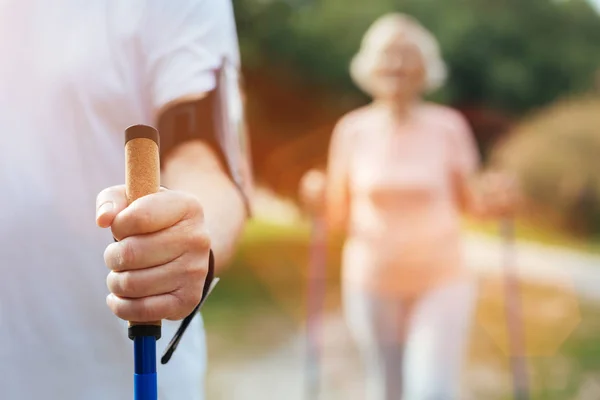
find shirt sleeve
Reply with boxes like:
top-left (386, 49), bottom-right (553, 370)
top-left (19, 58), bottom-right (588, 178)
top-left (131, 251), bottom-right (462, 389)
top-left (142, 0), bottom-right (241, 118)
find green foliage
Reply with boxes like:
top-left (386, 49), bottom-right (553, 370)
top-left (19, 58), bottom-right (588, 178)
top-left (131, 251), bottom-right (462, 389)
top-left (234, 0), bottom-right (600, 113)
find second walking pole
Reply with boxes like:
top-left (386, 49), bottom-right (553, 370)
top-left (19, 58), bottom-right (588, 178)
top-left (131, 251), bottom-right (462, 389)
top-left (501, 218), bottom-right (530, 400)
top-left (306, 214), bottom-right (326, 400)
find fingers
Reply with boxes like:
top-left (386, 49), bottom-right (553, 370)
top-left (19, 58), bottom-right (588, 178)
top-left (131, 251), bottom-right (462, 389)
top-left (106, 257), bottom-right (187, 299)
top-left (106, 254), bottom-right (207, 300)
top-left (106, 242), bottom-right (208, 321)
top-left (107, 285), bottom-right (204, 322)
top-left (96, 185), bottom-right (171, 229)
top-left (480, 171), bottom-right (521, 217)
top-left (107, 292), bottom-right (182, 322)
top-left (103, 221), bottom-right (209, 271)
top-left (98, 185), bottom-right (211, 322)
top-left (111, 190), bottom-right (203, 240)
top-left (104, 214), bottom-right (210, 321)
top-left (96, 185), bottom-right (128, 228)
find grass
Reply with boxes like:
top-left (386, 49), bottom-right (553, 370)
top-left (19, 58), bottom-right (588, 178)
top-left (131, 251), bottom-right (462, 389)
top-left (463, 217), bottom-right (600, 255)
top-left (469, 276), bottom-right (600, 399)
top-left (202, 219), bottom-right (319, 356)
top-left (204, 219), bottom-right (600, 397)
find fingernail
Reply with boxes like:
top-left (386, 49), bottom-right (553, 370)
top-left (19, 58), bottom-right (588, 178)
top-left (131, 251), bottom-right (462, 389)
top-left (97, 202), bottom-right (114, 219)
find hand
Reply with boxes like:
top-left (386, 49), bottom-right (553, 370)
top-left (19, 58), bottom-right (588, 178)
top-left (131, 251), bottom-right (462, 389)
top-left (477, 171), bottom-right (521, 218)
top-left (96, 186), bottom-right (210, 322)
top-left (299, 169), bottom-right (327, 215)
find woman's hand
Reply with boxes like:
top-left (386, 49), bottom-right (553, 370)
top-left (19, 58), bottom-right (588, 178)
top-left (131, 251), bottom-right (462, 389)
top-left (476, 170), bottom-right (521, 218)
top-left (299, 169), bottom-right (327, 215)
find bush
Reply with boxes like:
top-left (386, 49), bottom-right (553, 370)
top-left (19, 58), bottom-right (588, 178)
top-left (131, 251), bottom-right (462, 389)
top-left (492, 95), bottom-right (600, 236)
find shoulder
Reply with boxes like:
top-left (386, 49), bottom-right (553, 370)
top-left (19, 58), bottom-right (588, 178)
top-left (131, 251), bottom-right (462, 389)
top-left (328, 107), bottom-right (373, 153)
top-left (142, 0), bottom-right (239, 62)
top-left (143, 0), bottom-right (234, 21)
top-left (333, 105), bottom-right (377, 136)
top-left (327, 108), bottom-right (370, 159)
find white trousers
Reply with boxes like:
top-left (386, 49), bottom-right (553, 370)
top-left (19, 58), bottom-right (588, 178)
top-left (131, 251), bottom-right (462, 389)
top-left (343, 278), bottom-right (478, 400)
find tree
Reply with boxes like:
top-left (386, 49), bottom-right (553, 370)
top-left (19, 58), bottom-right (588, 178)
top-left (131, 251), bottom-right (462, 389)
top-left (234, 0), bottom-right (600, 114)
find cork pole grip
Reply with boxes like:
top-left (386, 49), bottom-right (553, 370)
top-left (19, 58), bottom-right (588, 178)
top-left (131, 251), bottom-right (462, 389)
top-left (125, 124), bottom-right (161, 329)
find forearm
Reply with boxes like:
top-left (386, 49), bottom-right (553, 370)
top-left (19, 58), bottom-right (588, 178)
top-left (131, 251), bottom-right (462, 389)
top-left (457, 181), bottom-right (482, 218)
top-left (324, 176), bottom-right (350, 235)
top-left (161, 140), bottom-right (247, 271)
top-left (325, 202), bottom-right (349, 235)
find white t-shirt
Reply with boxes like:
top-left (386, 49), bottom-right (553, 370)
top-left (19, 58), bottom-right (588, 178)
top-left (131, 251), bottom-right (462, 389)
top-left (0, 1), bottom-right (240, 399)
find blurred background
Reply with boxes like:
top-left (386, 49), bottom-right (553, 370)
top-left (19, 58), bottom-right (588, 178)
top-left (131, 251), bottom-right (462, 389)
top-left (203, 0), bottom-right (600, 398)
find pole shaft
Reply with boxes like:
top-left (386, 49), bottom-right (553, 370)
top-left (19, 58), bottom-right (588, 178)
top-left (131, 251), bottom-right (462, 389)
top-left (306, 217), bottom-right (326, 399)
top-left (501, 219), bottom-right (530, 400)
top-left (134, 336), bottom-right (158, 400)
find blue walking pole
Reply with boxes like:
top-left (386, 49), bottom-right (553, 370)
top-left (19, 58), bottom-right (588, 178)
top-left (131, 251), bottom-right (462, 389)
top-left (134, 336), bottom-right (158, 400)
top-left (124, 125), bottom-right (162, 400)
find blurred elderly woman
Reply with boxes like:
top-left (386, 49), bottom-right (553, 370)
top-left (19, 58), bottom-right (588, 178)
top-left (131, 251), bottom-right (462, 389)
top-left (300, 13), bottom-right (517, 399)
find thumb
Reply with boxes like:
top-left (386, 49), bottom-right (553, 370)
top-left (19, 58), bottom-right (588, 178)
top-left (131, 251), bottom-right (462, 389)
top-left (96, 185), bottom-right (128, 228)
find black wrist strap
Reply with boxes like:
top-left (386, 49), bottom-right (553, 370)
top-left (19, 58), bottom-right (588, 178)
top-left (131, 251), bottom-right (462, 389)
top-left (161, 249), bottom-right (216, 364)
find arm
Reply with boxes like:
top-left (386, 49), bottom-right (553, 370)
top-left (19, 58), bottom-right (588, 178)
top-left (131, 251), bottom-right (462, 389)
top-left (456, 170), bottom-right (520, 220)
top-left (453, 172), bottom-right (487, 217)
top-left (448, 114), bottom-right (518, 219)
top-left (161, 140), bottom-right (246, 271)
top-left (97, 0), bottom-right (250, 339)
top-left (143, 0), bottom-right (251, 271)
top-left (444, 110), bottom-right (483, 216)
top-left (324, 120), bottom-right (353, 233)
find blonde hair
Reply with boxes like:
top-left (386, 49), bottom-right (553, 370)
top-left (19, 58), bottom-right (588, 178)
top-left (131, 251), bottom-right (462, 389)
top-left (350, 13), bottom-right (447, 96)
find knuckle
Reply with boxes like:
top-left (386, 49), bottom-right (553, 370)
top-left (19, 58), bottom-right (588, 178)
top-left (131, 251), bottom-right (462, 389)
top-left (174, 260), bottom-right (205, 299)
top-left (170, 291), bottom-right (196, 320)
top-left (187, 264), bottom-right (207, 298)
top-left (181, 291), bottom-right (198, 310)
top-left (133, 206), bottom-right (154, 231)
top-left (107, 296), bottom-right (128, 320)
top-left (136, 303), bottom-right (156, 322)
top-left (189, 227), bottom-right (210, 251)
top-left (126, 200), bottom-right (153, 233)
top-left (184, 195), bottom-right (204, 221)
top-left (118, 271), bottom-right (138, 296)
top-left (190, 287), bottom-right (203, 307)
top-left (124, 299), bottom-right (155, 322)
top-left (185, 295), bottom-right (200, 313)
top-left (113, 306), bottom-right (129, 321)
top-left (105, 241), bottom-right (133, 271)
top-left (164, 294), bottom-right (184, 320)
top-left (103, 244), bottom-right (116, 270)
top-left (117, 240), bottom-right (137, 270)
top-left (179, 219), bottom-right (210, 251)
top-left (106, 274), bottom-right (114, 294)
top-left (187, 268), bottom-right (207, 295)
